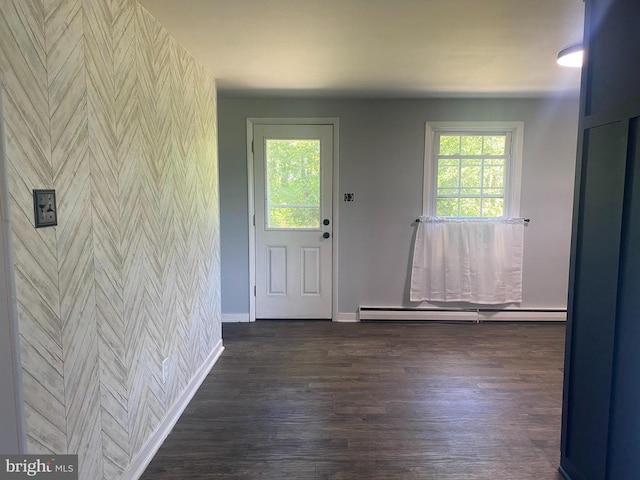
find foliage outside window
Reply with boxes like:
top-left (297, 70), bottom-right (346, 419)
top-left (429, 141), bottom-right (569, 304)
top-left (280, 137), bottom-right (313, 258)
top-left (266, 139), bottom-right (321, 229)
top-left (434, 131), bottom-right (512, 217)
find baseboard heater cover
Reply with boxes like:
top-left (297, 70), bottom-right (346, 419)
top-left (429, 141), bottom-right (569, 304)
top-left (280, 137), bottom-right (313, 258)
top-left (358, 307), bottom-right (566, 322)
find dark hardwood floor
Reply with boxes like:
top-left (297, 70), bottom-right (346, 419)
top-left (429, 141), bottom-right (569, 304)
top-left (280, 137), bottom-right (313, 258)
top-left (141, 321), bottom-right (565, 479)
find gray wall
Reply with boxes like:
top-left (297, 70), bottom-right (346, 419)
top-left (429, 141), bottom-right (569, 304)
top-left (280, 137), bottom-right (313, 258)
top-left (219, 97), bottom-right (579, 315)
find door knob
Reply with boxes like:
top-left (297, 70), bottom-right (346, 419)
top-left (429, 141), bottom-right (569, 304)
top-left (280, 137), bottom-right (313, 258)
top-left (323, 219), bottom-right (330, 225)
top-left (323, 232), bottom-right (330, 239)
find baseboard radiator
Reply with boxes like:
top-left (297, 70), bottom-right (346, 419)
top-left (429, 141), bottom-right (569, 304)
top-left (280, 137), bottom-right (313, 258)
top-left (358, 306), bottom-right (566, 322)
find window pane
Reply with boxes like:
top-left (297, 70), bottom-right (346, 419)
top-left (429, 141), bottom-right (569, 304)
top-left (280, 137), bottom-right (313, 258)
top-left (483, 136), bottom-right (507, 155)
top-left (461, 158), bottom-right (482, 167)
top-left (483, 188), bottom-right (504, 196)
top-left (482, 198), bottom-right (504, 217)
top-left (483, 165), bottom-right (505, 188)
top-left (437, 164), bottom-right (459, 188)
top-left (460, 188), bottom-right (481, 196)
top-left (460, 198), bottom-right (481, 216)
top-left (269, 207), bottom-right (320, 228)
top-left (437, 198), bottom-right (459, 217)
top-left (461, 135), bottom-right (483, 155)
top-left (437, 188), bottom-right (458, 196)
top-left (485, 158), bottom-right (505, 166)
top-left (460, 163), bottom-right (481, 188)
top-left (438, 158), bottom-right (459, 167)
top-left (266, 139), bottom-right (321, 229)
top-left (439, 135), bottom-right (460, 155)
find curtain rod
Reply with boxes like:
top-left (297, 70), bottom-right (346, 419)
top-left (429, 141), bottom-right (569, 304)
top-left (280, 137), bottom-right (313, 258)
top-left (415, 217), bottom-right (531, 223)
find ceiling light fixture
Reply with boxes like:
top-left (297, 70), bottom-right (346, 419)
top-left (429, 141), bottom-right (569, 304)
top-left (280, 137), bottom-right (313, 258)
top-left (557, 43), bottom-right (584, 68)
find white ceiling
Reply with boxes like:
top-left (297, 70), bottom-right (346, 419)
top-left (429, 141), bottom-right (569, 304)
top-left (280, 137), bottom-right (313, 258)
top-left (139, 0), bottom-right (585, 98)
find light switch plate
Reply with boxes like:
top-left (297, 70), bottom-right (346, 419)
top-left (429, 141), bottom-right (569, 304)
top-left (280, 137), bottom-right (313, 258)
top-left (33, 189), bottom-right (57, 228)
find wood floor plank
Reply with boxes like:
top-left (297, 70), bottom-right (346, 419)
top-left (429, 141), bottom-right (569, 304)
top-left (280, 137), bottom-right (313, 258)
top-left (142, 321), bottom-right (565, 479)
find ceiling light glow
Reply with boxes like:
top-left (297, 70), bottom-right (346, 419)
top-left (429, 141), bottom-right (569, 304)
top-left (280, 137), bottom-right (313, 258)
top-left (557, 43), bottom-right (583, 68)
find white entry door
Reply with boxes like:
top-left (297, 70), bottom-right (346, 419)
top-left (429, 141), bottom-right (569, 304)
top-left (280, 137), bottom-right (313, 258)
top-left (254, 124), bottom-right (333, 319)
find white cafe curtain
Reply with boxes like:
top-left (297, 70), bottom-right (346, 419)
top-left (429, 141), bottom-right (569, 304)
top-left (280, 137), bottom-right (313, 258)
top-left (410, 217), bottom-right (525, 304)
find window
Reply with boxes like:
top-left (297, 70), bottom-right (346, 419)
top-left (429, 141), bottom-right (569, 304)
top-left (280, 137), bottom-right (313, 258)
top-left (265, 138), bottom-right (321, 229)
top-left (435, 132), bottom-right (509, 217)
top-left (424, 122), bottom-right (523, 218)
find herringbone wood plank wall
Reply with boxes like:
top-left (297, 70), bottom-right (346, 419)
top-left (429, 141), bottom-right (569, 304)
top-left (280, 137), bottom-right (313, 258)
top-left (0, 0), bottom-right (221, 478)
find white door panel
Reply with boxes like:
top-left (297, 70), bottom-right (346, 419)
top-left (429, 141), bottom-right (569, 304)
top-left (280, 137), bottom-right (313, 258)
top-left (301, 247), bottom-right (320, 295)
top-left (267, 246), bottom-right (287, 295)
top-left (254, 124), bottom-right (333, 319)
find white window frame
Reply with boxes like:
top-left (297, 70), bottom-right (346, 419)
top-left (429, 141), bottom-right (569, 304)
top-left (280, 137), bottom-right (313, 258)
top-left (423, 121), bottom-right (524, 218)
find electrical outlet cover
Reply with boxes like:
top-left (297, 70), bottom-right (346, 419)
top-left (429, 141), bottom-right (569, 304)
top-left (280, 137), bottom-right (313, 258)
top-left (33, 189), bottom-right (57, 228)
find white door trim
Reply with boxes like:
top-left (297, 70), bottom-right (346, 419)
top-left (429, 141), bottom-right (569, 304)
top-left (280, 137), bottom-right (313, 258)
top-left (247, 118), bottom-right (339, 322)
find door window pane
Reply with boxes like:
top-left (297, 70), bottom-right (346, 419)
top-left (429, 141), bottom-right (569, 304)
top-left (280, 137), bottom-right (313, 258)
top-left (266, 139), bottom-right (321, 229)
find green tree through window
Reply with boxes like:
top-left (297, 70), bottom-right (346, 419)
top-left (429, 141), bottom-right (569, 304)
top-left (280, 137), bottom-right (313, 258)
top-left (266, 139), bottom-right (321, 228)
top-left (435, 133), bottom-right (508, 217)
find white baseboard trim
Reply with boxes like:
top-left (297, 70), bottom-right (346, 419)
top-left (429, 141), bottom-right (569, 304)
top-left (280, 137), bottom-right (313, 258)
top-left (478, 310), bottom-right (566, 322)
top-left (122, 339), bottom-right (225, 480)
top-left (358, 307), bottom-right (566, 322)
top-left (359, 309), bottom-right (478, 322)
top-left (222, 313), bottom-right (250, 323)
top-left (335, 313), bottom-right (358, 322)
